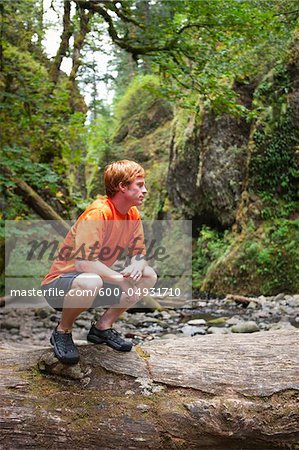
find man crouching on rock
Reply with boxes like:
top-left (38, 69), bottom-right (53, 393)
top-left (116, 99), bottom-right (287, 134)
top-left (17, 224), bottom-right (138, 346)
top-left (41, 160), bottom-right (157, 365)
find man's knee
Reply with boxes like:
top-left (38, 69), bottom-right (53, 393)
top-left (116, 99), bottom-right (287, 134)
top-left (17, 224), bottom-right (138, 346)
top-left (143, 266), bottom-right (158, 286)
top-left (72, 273), bottom-right (103, 293)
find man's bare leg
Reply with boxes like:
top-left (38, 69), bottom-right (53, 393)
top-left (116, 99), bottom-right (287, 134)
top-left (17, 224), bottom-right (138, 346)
top-left (58, 273), bottom-right (103, 332)
top-left (96, 266), bottom-right (157, 330)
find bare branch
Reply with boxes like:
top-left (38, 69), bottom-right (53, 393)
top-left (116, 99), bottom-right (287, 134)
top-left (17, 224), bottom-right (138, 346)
top-left (177, 22), bottom-right (213, 34)
top-left (104, 1), bottom-right (145, 28)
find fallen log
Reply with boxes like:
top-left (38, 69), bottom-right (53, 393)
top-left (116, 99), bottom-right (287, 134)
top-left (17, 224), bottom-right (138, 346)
top-left (225, 294), bottom-right (260, 307)
top-left (0, 330), bottom-right (298, 449)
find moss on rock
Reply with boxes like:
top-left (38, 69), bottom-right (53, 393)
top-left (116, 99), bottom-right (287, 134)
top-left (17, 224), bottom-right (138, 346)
top-left (199, 219), bottom-right (299, 296)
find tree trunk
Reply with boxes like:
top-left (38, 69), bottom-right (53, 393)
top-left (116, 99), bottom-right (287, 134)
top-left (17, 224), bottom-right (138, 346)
top-left (48, 0), bottom-right (72, 85)
top-left (0, 330), bottom-right (298, 449)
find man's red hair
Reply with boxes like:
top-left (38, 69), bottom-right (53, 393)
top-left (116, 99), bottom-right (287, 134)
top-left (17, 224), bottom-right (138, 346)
top-left (104, 160), bottom-right (145, 198)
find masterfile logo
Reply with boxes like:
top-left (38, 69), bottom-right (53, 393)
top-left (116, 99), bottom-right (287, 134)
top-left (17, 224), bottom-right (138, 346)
top-left (5, 220), bottom-right (192, 308)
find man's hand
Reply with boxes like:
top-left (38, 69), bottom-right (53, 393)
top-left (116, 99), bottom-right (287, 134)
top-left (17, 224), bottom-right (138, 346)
top-left (120, 260), bottom-right (144, 282)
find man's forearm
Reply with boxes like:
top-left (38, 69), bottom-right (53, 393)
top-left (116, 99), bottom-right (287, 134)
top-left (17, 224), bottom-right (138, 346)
top-left (75, 259), bottom-right (123, 284)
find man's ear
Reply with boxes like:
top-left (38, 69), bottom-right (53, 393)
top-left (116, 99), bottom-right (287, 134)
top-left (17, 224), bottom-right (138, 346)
top-left (118, 182), bottom-right (126, 193)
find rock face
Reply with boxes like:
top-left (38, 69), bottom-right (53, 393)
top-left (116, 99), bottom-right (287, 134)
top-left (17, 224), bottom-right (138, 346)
top-left (167, 84), bottom-right (253, 228)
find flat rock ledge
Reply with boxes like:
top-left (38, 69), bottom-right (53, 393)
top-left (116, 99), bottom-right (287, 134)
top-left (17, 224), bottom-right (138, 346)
top-left (0, 330), bottom-right (298, 449)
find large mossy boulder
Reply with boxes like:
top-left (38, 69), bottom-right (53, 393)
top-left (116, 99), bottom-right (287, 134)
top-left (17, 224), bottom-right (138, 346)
top-left (167, 82), bottom-right (254, 228)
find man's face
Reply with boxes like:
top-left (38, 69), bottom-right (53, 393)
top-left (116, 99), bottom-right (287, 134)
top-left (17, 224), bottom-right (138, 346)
top-left (123, 177), bottom-right (147, 206)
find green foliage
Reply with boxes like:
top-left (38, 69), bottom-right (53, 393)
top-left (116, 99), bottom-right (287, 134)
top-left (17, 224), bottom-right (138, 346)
top-left (0, 144), bottom-right (60, 230)
top-left (113, 75), bottom-right (161, 124)
top-left (250, 64), bottom-right (299, 203)
top-left (255, 220), bottom-right (299, 294)
top-left (201, 220), bottom-right (299, 295)
top-left (0, 43), bottom-right (51, 151)
top-left (0, 192), bottom-right (30, 223)
top-left (0, 0), bottom-right (89, 216)
top-left (192, 226), bottom-right (230, 289)
top-left (1, 145), bottom-right (59, 193)
top-left (149, 0), bottom-right (296, 114)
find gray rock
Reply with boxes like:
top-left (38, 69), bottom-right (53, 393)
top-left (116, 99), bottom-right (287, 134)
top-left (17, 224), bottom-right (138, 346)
top-left (269, 320), bottom-right (296, 331)
top-left (10, 328), bottom-right (20, 335)
top-left (197, 301), bottom-right (207, 307)
top-left (72, 330), bottom-right (88, 341)
top-left (286, 297), bottom-right (299, 307)
top-left (145, 325), bottom-right (164, 333)
top-left (1, 321), bottom-right (20, 330)
top-left (160, 312), bottom-right (171, 320)
top-left (168, 101), bottom-right (250, 228)
top-left (169, 311), bottom-right (180, 318)
top-left (19, 329), bottom-right (31, 338)
top-left (37, 332), bottom-right (47, 340)
top-left (274, 293), bottom-right (285, 301)
top-left (252, 311), bottom-right (270, 319)
top-left (76, 319), bottom-right (91, 329)
top-left (181, 325), bottom-right (206, 336)
top-left (279, 305), bottom-right (295, 315)
top-left (38, 352), bottom-right (91, 380)
top-left (259, 322), bottom-right (270, 331)
top-left (187, 319), bottom-right (207, 326)
top-left (10, 334), bottom-right (19, 341)
top-left (207, 327), bottom-right (229, 335)
top-left (125, 390), bottom-right (135, 396)
top-left (127, 317), bottom-right (141, 326)
top-left (142, 317), bottom-right (168, 328)
top-left (231, 321), bottom-right (260, 333)
top-left (248, 302), bottom-right (258, 309)
top-left (34, 308), bottom-right (51, 319)
top-left (226, 316), bottom-right (241, 326)
top-left (136, 404), bottom-right (150, 413)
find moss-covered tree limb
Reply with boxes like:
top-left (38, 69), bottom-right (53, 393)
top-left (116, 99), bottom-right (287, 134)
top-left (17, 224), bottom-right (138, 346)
top-left (3, 166), bottom-right (69, 235)
top-left (0, 331), bottom-right (298, 449)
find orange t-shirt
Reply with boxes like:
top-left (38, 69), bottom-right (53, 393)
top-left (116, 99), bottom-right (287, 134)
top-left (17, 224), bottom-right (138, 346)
top-left (41, 197), bottom-right (146, 285)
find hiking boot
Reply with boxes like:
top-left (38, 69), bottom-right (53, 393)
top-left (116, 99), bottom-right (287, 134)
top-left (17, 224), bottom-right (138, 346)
top-left (87, 324), bottom-right (133, 352)
top-left (50, 326), bottom-right (80, 365)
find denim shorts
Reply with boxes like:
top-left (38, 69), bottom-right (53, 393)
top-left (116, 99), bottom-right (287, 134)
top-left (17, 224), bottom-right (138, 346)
top-left (41, 272), bottom-right (122, 311)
